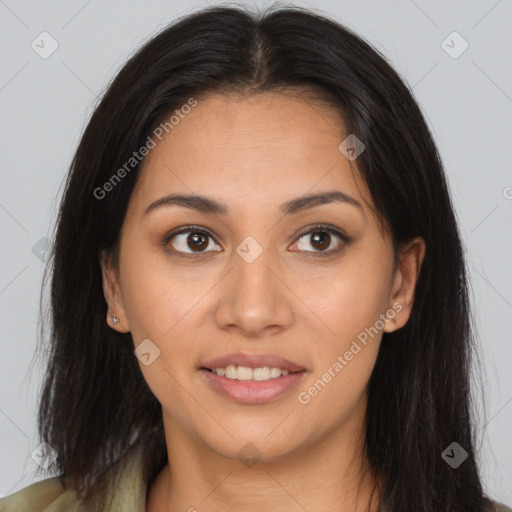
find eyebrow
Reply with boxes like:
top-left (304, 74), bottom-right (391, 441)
top-left (143, 190), bottom-right (362, 217)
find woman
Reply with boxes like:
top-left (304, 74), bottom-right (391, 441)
top-left (1, 5), bottom-right (509, 512)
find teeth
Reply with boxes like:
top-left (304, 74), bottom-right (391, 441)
top-left (225, 365), bottom-right (237, 379)
top-left (270, 367), bottom-right (281, 379)
top-left (236, 366), bottom-right (253, 381)
top-left (211, 365), bottom-right (291, 381)
top-left (253, 367), bottom-right (270, 381)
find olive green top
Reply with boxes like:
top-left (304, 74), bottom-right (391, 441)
top-left (1, 442), bottom-right (511, 511)
top-left (0, 442), bottom-right (147, 511)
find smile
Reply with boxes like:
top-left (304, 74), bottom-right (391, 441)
top-left (200, 367), bottom-right (307, 405)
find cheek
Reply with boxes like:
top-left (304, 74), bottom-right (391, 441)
top-left (118, 239), bottom-right (207, 340)
top-left (293, 242), bottom-right (392, 410)
top-left (119, 246), bottom-right (204, 416)
top-left (295, 271), bottom-right (386, 427)
top-left (299, 248), bottom-right (393, 346)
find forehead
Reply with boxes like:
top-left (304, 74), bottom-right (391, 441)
top-left (129, 91), bottom-right (373, 217)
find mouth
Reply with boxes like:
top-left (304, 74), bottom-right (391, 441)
top-left (200, 352), bottom-right (307, 374)
top-left (199, 352), bottom-right (308, 405)
top-left (200, 365), bottom-right (304, 381)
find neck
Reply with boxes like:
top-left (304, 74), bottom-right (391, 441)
top-left (148, 406), bottom-right (380, 511)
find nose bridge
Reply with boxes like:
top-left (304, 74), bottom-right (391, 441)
top-left (213, 234), bottom-right (294, 336)
top-left (236, 235), bottom-right (274, 292)
top-left (233, 234), bottom-right (278, 309)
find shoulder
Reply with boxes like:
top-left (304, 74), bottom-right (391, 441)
top-left (0, 442), bottom-right (148, 512)
top-left (0, 476), bottom-right (79, 512)
top-left (493, 502), bottom-right (512, 512)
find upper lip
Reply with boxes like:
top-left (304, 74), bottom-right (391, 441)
top-left (201, 352), bottom-right (307, 373)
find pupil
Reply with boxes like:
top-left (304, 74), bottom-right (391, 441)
top-left (188, 232), bottom-right (208, 251)
top-left (312, 231), bottom-right (330, 251)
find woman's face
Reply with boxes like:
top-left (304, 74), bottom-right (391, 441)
top-left (100, 91), bottom-right (424, 463)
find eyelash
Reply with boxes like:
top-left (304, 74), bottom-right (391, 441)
top-left (162, 223), bottom-right (351, 259)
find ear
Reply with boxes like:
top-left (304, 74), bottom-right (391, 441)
top-left (384, 236), bottom-right (426, 333)
top-left (98, 250), bottom-right (130, 333)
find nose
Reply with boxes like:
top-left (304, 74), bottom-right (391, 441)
top-left (213, 240), bottom-right (294, 339)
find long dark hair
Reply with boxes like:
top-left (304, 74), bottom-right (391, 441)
top-left (34, 4), bottom-right (494, 511)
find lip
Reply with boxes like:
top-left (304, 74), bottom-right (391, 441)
top-left (200, 368), bottom-right (307, 405)
top-left (200, 352), bottom-right (306, 373)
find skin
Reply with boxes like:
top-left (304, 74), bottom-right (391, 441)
top-left (100, 90), bottom-right (425, 512)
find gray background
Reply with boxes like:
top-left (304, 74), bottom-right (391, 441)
top-left (1, 0), bottom-right (511, 504)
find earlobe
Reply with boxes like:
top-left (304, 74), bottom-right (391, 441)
top-left (98, 250), bottom-right (130, 332)
top-left (384, 237), bottom-right (426, 333)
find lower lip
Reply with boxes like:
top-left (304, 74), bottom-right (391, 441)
top-left (199, 368), bottom-right (307, 405)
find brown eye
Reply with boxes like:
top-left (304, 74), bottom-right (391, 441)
top-left (165, 227), bottom-right (222, 255)
top-left (186, 232), bottom-right (209, 251)
top-left (292, 225), bottom-right (350, 255)
top-left (309, 231), bottom-right (331, 251)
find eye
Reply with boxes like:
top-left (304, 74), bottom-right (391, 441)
top-left (290, 224), bottom-right (350, 256)
top-left (164, 225), bottom-right (221, 256)
top-left (163, 223), bottom-right (350, 258)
